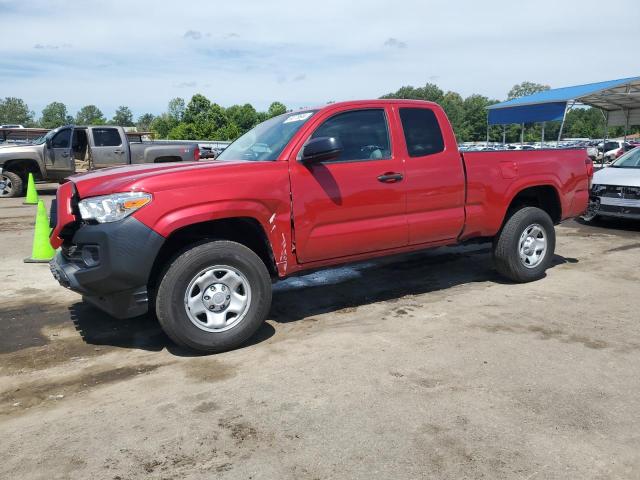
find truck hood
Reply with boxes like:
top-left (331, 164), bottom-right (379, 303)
top-left (593, 166), bottom-right (640, 187)
top-left (69, 160), bottom-right (254, 198)
top-left (0, 142), bottom-right (42, 158)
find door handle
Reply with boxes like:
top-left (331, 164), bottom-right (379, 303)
top-left (61, 152), bottom-right (69, 158)
top-left (377, 172), bottom-right (403, 183)
top-left (114, 149), bottom-right (124, 154)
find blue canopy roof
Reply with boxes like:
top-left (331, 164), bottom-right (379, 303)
top-left (487, 76), bottom-right (640, 126)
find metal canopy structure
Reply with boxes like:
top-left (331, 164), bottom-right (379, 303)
top-left (485, 76), bottom-right (640, 144)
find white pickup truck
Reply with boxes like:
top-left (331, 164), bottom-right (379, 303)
top-left (0, 125), bottom-right (200, 197)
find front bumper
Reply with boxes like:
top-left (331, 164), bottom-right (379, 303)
top-left (50, 215), bottom-right (164, 318)
top-left (589, 191), bottom-right (640, 220)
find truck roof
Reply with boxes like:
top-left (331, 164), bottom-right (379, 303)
top-left (307, 99), bottom-right (440, 111)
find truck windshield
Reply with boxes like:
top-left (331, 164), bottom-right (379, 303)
top-left (31, 128), bottom-right (60, 145)
top-left (216, 110), bottom-right (317, 161)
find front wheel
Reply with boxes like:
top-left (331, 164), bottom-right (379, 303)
top-left (493, 207), bottom-right (556, 283)
top-left (155, 240), bottom-right (272, 353)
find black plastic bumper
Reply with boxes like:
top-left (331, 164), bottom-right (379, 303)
top-left (50, 216), bottom-right (164, 319)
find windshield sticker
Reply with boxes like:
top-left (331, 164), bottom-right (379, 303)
top-left (283, 112), bottom-right (313, 124)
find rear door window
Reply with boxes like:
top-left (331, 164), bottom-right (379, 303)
top-left (399, 108), bottom-right (444, 157)
top-left (93, 128), bottom-right (122, 147)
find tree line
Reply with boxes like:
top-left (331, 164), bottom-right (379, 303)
top-left (1, 81), bottom-right (636, 143)
top-left (0, 96), bottom-right (287, 140)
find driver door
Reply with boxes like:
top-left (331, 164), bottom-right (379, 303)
top-left (45, 127), bottom-right (74, 176)
top-left (289, 105), bottom-right (408, 263)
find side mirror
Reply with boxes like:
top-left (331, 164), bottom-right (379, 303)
top-left (301, 137), bottom-right (342, 163)
top-left (45, 137), bottom-right (51, 148)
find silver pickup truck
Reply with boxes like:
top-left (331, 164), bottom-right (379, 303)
top-left (0, 125), bottom-right (200, 197)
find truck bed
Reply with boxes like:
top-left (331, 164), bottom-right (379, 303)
top-left (460, 148), bottom-right (590, 239)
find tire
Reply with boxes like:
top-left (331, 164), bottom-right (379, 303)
top-left (155, 240), bottom-right (272, 353)
top-left (493, 206), bottom-right (555, 283)
top-left (0, 171), bottom-right (24, 198)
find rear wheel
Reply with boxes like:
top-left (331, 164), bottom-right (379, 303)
top-left (0, 171), bottom-right (24, 198)
top-left (493, 207), bottom-right (555, 283)
top-left (155, 240), bottom-right (272, 353)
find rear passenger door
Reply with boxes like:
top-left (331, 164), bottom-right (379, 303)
top-left (89, 127), bottom-right (128, 168)
top-left (289, 105), bottom-right (408, 263)
top-left (396, 106), bottom-right (466, 245)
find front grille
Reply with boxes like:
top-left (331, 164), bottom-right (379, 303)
top-left (598, 185), bottom-right (640, 200)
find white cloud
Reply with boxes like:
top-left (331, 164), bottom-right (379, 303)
top-left (383, 38), bottom-right (407, 49)
top-left (183, 30), bottom-right (203, 40)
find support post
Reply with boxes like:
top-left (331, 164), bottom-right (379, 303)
top-left (541, 122), bottom-right (545, 148)
top-left (602, 111), bottom-right (609, 165)
top-left (557, 103), bottom-right (569, 146)
top-left (623, 108), bottom-right (629, 143)
top-left (520, 123), bottom-right (524, 145)
top-left (502, 125), bottom-right (506, 145)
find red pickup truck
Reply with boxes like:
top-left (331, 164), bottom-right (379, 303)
top-left (49, 100), bottom-right (592, 352)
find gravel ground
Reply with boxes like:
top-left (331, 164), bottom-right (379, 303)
top-left (1, 184), bottom-right (639, 479)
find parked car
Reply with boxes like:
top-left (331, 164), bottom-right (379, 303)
top-left (198, 146), bottom-right (216, 159)
top-left (49, 99), bottom-right (591, 352)
top-left (596, 140), bottom-right (622, 162)
top-left (614, 142), bottom-right (639, 159)
top-left (0, 125), bottom-right (200, 197)
top-left (0, 124), bottom-right (25, 129)
top-left (583, 146), bottom-right (640, 222)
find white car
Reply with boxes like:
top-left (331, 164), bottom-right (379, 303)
top-left (583, 147), bottom-right (640, 221)
top-left (596, 140), bottom-right (622, 162)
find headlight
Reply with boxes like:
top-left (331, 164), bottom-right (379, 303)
top-left (78, 192), bottom-right (152, 223)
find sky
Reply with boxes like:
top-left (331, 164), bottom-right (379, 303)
top-left (0, 0), bottom-right (638, 120)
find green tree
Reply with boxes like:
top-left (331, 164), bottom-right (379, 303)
top-left (226, 103), bottom-right (258, 131)
top-left (40, 101), bottom-right (72, 128)
top-left (507, 81), bottom-right (550, 100)
top-left (136, 113), bottom-right (155, 132)
top-left (75, 105), bottom-right (106, 125)
top-left (168, 97), bottom-right (185, 122)
top-left (461, 94), bottom-right (495, 141)
top-left (267, 101), bottom-right (287, 118)
top-left (150, 113), bottom-right (176, 138)
top-left (0, 97), bottom-right (35, 126)
top-left (217, 122), bottom-right (242, 140)
top-left (440, 92), bottom-right (465, 140)
top-left (381, 83), bottom-right (444, 103)
top-left (111, 106), bottom-right (134, 126)
top-left (183, 94), bottom-right (211, 124)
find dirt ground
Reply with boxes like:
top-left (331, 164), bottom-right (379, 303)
top-left (1, 184), bottom-right (639, 480)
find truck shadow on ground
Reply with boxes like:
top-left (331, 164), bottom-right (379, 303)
top-left (69, 244), bottom-right (577, 353)
top-left (269, 245), bottom-right (576, 323)
top-left (69, 303), bottom-right (275, 356)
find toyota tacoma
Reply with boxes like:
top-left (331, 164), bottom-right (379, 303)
top-left (49, 100), bottom-right (592, 352)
